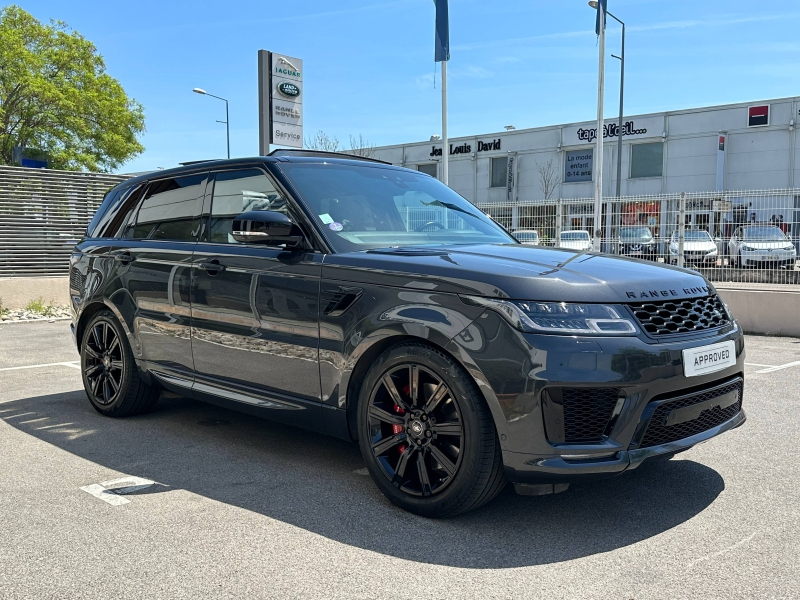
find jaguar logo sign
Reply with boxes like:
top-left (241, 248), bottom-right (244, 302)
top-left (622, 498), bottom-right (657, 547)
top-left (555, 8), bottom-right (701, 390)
top-left (278, 82), bottom-right (300, 98)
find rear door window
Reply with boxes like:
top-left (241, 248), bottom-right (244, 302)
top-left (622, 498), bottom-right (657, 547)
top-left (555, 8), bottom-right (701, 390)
top-left (127, 174), bottom-right (207, 241)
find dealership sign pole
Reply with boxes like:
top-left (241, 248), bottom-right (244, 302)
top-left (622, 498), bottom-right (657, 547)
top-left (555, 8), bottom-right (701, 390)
top-left (258, 50), bottom-right (304, 154)
top-left (593, 0), bottom-right (607, 251)
top-left (435, 0), bottom-right (450, 185)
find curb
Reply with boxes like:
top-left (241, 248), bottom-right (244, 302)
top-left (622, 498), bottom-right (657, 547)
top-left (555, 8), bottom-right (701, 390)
top-left (0, 316), bottom-right (72, 325)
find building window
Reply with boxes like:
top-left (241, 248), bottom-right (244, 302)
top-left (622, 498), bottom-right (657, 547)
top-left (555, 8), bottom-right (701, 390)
top-left (417, 163), bottom-right (437, 178)
top-left (630, 142), bottom-right (664, 179)
top-left (490, 156), bottom-right (508, 188)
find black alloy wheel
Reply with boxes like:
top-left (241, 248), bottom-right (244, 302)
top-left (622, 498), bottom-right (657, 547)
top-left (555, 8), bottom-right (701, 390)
top-left (80, 310), bottom-right (160, 417)
top-left (357, 342), bottom-right (506, 518)
top-left (83, 320), bottom-right (124, 405)
top-left (367, 364), bottom-right (464, 497)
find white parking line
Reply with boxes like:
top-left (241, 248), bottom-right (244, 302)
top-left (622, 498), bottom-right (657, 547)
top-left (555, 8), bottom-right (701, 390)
top-left (755, 361), bottom-right (800, 374)
top-left (80, 476), bottom-right (155, 506)
top-left (0, 361), bottom-right (80, 372)
top-left (80, 484), bottom-right (131, 506)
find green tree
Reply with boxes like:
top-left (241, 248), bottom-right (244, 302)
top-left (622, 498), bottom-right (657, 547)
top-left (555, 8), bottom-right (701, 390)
top-left (0, 5), bottom-right (145, 171)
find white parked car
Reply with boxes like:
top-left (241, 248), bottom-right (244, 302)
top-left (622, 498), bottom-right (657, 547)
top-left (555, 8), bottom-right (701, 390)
top-left (558, 230), bottom-right (592, 251)
top-left (667, 230), bottom-right (718, 265)
top-left (515, 230), bottom-right (540, 246)
top-left (728, 225), bottom-right (797, 268)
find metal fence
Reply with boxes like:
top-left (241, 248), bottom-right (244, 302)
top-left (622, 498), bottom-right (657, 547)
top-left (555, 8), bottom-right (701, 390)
top-left (479, 188), bottom-right (800, 285)
top-left (0, 166), bottom-right (127, 277)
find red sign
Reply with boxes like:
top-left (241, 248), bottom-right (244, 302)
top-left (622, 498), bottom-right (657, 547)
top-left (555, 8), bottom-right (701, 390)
top-left (748, 105), bottom-right (769, 127)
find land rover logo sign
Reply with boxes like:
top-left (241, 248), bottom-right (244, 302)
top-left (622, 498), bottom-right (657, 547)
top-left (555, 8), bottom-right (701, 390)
top-left (278, 82), bottom-right (300, 98)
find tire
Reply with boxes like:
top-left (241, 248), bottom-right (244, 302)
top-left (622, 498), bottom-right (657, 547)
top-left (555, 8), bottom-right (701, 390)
top-left (80, 310), bottom-right (160, 417)
top-left (357, 342), bottom-right (506, 518)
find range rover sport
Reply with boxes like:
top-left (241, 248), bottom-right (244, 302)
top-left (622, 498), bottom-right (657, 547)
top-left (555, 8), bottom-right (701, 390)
top-left (70, 151), bottom-right (745, 517)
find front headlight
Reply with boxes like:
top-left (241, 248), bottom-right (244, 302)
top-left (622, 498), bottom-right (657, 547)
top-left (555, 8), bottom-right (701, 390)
top-left (669, 246), bottom-right (677, 255)
top-left (742, 245), bottom-right (756, 251)
top-left (783, 244), bottom-right (795, 251)
top-left (462, 297), bottom-right (637, 335)
top-left (707, 248), bottom-right (718, 255)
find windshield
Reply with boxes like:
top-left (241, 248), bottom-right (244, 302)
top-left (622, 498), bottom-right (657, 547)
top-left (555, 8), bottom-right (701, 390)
top-left (742, 226), bottom-right (787, 241)
top-left (276, 162), bottom-right (516, 252)
top-left (672, 231), bottom-right (713, 242)
top-left (560, 231), bottom-right (589, 241)
top-left (620, 226), bottom-right (653, 241)
top-left (516, 231), bottom-right (539, 242)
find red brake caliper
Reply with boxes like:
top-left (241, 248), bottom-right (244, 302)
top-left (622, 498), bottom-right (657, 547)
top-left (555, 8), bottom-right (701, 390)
top-left (394, 386), bottom-right (408, 454)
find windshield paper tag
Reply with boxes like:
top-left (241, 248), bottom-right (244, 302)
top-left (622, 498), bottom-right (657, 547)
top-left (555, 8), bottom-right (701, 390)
top-left (319, 213), bottom-right (334, 224)
top-left (329, 222), bottom-right (343, 232)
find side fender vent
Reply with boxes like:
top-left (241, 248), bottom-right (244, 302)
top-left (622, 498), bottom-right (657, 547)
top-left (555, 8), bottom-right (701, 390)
top-left (322, 286), bottom-right (363, 317)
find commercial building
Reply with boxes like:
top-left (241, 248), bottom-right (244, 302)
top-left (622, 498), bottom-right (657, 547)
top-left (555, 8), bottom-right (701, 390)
top-left (372, 96), bottom-right (800, 240)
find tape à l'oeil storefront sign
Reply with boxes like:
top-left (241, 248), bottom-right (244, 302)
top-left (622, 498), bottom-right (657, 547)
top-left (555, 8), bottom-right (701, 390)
top-left (563, 115), bottom-right (663, 146)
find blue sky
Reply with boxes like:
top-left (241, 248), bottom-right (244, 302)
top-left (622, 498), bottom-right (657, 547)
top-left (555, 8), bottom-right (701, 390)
top-left (18, 0), bottom-right (800, 173)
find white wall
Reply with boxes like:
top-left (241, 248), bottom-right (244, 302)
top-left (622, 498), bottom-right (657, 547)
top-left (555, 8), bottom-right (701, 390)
top-left (372, 96), bottom-right (800, 204)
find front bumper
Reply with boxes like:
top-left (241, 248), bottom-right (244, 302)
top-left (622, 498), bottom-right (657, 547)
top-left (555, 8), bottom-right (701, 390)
top-left (741, 251), bottom-right (796, 266)
top-left (449, 309), bottom-right (745, 485)
top-left (503, 407), bottom-right (745, 484)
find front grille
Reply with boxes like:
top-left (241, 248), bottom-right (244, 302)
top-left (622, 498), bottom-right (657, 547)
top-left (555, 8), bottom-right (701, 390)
top-left (628, 295), bottom-right (730, 336)
top-left (562, 388), bottom-right (621, 443)
top-left (637, 379), bottom-right (743, 448)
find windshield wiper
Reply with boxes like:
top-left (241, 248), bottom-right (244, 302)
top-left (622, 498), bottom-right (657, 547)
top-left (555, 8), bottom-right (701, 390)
top-left (420, 199), bottom-right (479, 219)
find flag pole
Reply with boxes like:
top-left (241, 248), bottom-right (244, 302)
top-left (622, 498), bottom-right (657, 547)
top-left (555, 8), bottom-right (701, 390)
top-left (441, 60), bottom-right (448, 186)
top-left (593, 3), bottom-right (606, 252)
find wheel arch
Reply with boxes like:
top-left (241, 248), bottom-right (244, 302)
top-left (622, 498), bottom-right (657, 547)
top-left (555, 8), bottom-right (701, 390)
top-left (76, 299), bottom-right (136, 356)
top-left (344, 332), bottom-right (493, 443)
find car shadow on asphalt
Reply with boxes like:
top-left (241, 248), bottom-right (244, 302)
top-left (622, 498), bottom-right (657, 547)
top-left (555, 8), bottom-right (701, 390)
top-left (0, 390), bottom-right (725, 569)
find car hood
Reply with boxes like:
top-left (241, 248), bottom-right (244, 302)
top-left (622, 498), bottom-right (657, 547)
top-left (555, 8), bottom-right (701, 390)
top-left (619, 238), bottom-right (655, 245)
top-left (739, 241), bottom-right (794, 250)
top-left (322, 244), bottom-right (715, 303)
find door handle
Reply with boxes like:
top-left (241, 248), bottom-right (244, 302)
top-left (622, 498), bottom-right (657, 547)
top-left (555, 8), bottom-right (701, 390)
top-left (198, 260), bottom-right (226, 274)
top-left (112, 251), bottom-right (134, 264)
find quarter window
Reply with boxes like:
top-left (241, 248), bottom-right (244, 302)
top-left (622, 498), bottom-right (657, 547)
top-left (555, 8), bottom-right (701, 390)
top-left (208, 169), bottom-right (288, 244)
top-left (128, 175), bottom-right (206, 241)
top-left (490, 156), bottom-right (508, 188)
top-left (630, 142), bottom-right (664, 179)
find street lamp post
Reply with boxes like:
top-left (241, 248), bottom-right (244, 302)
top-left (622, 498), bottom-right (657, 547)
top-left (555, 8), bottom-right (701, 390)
top-left (589, 2), bottom-right (625, 199)
top-left (609, 14), bottom-right (625, 199)
top-left (192, 88), bottom-right (230, 159)
top-left (590, 1), bottom-right (606, 252)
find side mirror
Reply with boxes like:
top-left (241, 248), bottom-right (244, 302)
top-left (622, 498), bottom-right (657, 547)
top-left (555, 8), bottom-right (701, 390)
top-left (231, 210), bottom-right (304, 247)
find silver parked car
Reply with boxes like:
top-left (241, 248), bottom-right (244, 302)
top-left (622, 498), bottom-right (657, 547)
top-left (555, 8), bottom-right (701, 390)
top-left (668, 230), bottom-right (718, 265)
top-left (558, 230), bottom-right (592, 251)
top-left (728, 225), bottom-right (797, 268)
top-left (515, 230), bottom-right (540, 246)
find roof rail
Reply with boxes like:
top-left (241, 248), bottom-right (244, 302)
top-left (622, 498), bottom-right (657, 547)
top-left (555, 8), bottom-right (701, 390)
top-left (268, 148), bottom-right (390, 165)
top-left (179, 159), bottom-right (216, 166)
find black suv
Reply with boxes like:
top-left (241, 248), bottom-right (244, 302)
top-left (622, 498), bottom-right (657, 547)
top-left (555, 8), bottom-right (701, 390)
top-left (70, 152), bottom-right (745, 517)
top-left (618, 225), bottom-right (658, 260)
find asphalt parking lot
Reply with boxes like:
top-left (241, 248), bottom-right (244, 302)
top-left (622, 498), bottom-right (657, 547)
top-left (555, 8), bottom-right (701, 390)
top-left (1, 322), bottom-right (798, 599)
